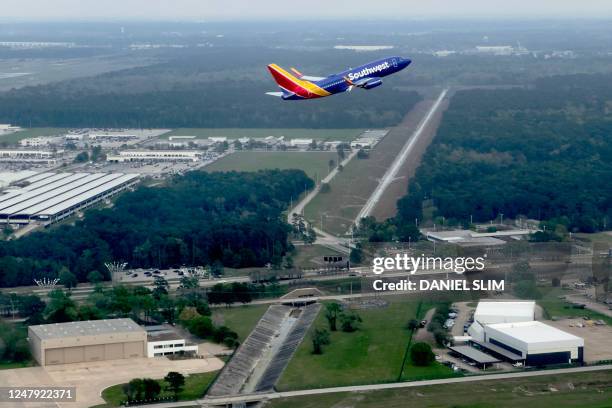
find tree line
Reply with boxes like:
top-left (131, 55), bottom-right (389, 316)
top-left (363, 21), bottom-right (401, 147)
top-left (0, 169), bottom-right (313, 287)
top-left (396, 73), bottom-right (612, 233)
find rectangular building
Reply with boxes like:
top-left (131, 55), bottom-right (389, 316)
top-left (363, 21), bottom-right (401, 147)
top-left (0, 172), bottom-right (139, 224)
top-left (28, 319), bottom-right (147, 366)
top-left (483, 321), bottom-right (584, 365)
top-left (146, 328), bottom-right (198, 358)
top-left (107, 150), bottom-right (202, 162)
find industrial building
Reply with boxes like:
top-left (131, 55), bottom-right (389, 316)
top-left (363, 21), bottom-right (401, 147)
top-left (106, 150), bottom-right (202, 162)
top-left (89, 132), bottom-right (138, 142)
top-left (145, 326), bottom-right (198, 357)
top-left (0, 149), bottom-right (59, 164)
top-left (0, 172), bottom-right (140, 224)
top-left (289, 138), bottom-right (313, 149)
top-left (350, 129), bottom-right (389, 149)
top-left (425, 229), bottom-right (538, 247)
top-left (465, 300), bottom-right (584, 366)
top-left (28, 319), bottom-right (147, 366)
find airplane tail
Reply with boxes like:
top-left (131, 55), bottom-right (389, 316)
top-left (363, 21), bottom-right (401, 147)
top-left (267, 63), bottom-right (301, 92)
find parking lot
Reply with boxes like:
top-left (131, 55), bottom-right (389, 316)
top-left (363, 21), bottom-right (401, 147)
top-left (0, 355), bottom-right (223, 408)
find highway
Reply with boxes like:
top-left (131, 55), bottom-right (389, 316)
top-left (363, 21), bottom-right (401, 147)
top-left (355, 88), bottom-right (448, 225)
top-left (132, 364), bottom-right (612, 407)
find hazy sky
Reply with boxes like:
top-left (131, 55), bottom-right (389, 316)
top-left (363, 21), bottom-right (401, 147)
top-left (4, 0), bottom-right (612, 21)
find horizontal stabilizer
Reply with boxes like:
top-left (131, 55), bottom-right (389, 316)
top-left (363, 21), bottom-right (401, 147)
top-left (301, 75), bottom-right (326, 81)
top-left (290, 67), bottom-right (325, 81)
top-left (265, 92), bottom-right (284, 97)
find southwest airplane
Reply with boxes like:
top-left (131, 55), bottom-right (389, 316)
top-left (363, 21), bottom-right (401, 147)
top-left (266, 56), bottom-right (411, 100)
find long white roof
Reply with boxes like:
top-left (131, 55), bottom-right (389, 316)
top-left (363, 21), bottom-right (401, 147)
top-left (0, 173), bottom-right (98, 213)
top-left (38, 174), bottom-right (139, 217)
top-left (474, 300), bottom-right (535, 325)
top-left (487, 321), bottom-right (583, 345)
top-left (0, 172), bottom-right (139, 219)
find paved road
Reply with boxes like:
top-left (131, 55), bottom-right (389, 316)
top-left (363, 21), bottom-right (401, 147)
top-left (565, 293), bottom-right (612, 318)
top-left (288, 149), bottom-right (358, 225)
top-left (355, 88), bottom-right (448, 225)
top-left (136, 364), bottom-right (612, 407)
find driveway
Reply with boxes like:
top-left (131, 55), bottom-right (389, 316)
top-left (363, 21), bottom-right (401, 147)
top-left (451, 302), bottom-right (475, 337)
top-left (0, 356), bottom-right (224, 408)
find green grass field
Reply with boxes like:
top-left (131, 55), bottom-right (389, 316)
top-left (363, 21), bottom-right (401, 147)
top-left (211, 304), bottom-right (269, 342)
top-left (0, 127), bottom-right (69, 144)
top-left (100, 371), bottom-right (218, 407)
top-left (277, 297), bottom-right (453, 391)
top-left (538, 287), bottom-right (612, 325)
top-left (162, 128), bottom-right (363, 142)
top-left (205, 151), bottom-right (337, 181)
top-left (267, 370), bottom-right (612, 408)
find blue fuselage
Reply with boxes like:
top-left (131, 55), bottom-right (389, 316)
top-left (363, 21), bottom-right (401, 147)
top-left (318, 56), bottom-right (411, 93)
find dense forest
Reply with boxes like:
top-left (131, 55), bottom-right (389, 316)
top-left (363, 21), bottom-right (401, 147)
top-left (0, 169), bottom-right (313, 288)
top-left (396, 73), bottom-right (612, 233)
top-left (0, 47), bottom-right (421, 128)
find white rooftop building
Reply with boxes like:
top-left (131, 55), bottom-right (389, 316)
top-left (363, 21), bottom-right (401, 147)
top-left (474, 300), bottom-right (535, 325)
top-left (467, 300), bottom-right (584, 366)
top-left (289, 138), bottom-right (313, 148)
top-left (107, 150), bottom-right (202, 162)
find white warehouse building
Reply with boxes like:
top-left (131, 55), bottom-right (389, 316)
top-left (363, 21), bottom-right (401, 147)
top-left (145, 326), bottom-right (198, 358)
top-left (468, 300), bottom-right (584, 366)
top-left (107, 150), bottom-right (202, 162)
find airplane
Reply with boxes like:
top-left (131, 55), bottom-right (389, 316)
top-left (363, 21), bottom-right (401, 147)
top-left (266, 56), bottom-right (411, 100)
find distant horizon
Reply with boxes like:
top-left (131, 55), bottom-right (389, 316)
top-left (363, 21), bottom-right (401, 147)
top-left (2, 16), bottom-right (612, 24)
top-left (2, 0), bottom-right (612, 22)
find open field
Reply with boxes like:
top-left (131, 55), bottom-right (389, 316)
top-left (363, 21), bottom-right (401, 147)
top-left (212, 304), bottom-right (269, 342)
top-left (267, 370), bottom-right (612, 408)
top-left (100, 371), bottom-right (218, 407)
top-left (538, 287), bottom-right (612, 325)
top-left (0, 127), bottom-right (69, 144)
top-left (575, 232), bottom-right (612, 244)
top-left (277, 296), bottom-right (453, 391)
top-left (303, 97), bottom-right (443, 235)
top-left (162, 128), bottom-right (363, 141)
top-left (205, 151), bottom-right (337, 181)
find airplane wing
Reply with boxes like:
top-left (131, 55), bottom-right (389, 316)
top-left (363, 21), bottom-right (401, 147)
top-left (290, 67), bottom-right (325, 82)
top-left (344, 76), bottom-right (383, 90)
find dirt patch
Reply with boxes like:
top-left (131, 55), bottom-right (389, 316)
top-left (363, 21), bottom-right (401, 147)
top-left (545, 318), bottom-right (612, 363)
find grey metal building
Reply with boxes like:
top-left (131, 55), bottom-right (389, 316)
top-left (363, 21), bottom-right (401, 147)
top-left (28, 318), bottom-right (147, 366)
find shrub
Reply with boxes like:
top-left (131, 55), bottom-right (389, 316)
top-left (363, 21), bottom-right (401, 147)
top-left (410, 342), bottom-right (435, 366)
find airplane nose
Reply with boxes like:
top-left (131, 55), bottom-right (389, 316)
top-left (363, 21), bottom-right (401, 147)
top-left (402, 58), bottom-right (412, 67)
